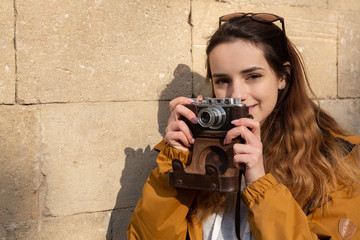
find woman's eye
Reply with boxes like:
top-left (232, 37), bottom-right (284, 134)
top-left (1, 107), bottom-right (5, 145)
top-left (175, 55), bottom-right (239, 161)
top-left (214, 78), bottom-right (230, 85)
top-left (248, 74), bottom-right (262, 80)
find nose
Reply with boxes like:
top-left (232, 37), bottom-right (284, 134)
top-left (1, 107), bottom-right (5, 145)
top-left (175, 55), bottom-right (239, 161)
top-left (230, 80), bottom-right (247, 101)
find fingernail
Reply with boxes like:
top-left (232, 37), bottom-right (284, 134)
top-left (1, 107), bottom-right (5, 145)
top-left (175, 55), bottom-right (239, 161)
top-left (223, 139), bottom-right (227, 145)
top-left (231, 119), bottom-right (240, 124)
top-left (191, 138), bottom-right (195, 144)
top-left (186, 98), bottom-right (194, 103)
top-left (191, 117), bottom-right (199, 124)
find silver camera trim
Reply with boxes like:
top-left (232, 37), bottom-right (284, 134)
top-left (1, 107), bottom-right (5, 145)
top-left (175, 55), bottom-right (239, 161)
top-left (196, 97), bottom-right (243, 106)
top-left (198, 106), bottom-right (226, 129)
top-left (194, 98), bottom-right (244, 130)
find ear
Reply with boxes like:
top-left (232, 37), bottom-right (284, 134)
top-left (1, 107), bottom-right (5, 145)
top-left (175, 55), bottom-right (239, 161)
top-left (278, 79), bottom-right (286, 90)
top-left (278, 62), bottom-right (291, 90)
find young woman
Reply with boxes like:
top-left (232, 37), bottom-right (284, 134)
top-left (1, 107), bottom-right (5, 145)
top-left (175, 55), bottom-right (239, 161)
top-left (127, 13), bottom-right (360, 240)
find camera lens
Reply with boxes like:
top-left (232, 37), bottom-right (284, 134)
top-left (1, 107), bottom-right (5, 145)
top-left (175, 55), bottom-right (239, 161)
top-left (198, 106), bottom-right (226, 129)
top-left (200, 112), bottom-right (211, 124)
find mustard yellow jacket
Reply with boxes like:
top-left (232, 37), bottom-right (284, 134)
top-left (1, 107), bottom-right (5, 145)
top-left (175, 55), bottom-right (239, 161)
top-left (127, 134), bottom-right (360, 240)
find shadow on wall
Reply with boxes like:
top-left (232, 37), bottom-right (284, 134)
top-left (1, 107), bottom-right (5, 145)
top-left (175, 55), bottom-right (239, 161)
top-left (106, 64), bottom-right (206, 239)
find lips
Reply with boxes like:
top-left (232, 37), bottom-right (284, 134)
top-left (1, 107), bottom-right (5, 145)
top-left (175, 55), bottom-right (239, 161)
top-left (247, 104), bottom-right (257, 114)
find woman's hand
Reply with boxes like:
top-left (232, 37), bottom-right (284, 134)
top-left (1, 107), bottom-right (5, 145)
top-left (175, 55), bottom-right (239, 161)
top-left (223, 118), bottom-right (265, 186)
top-left (165, 96), bottom-right (202, 151)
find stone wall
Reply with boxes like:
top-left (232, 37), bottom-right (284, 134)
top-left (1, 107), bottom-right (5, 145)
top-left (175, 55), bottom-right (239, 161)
top-left (0, 0), bottom-right (359, 239)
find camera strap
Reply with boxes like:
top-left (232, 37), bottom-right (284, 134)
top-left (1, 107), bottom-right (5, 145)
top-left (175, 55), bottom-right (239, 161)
top-left (235, 172), bottom-right (242, 240)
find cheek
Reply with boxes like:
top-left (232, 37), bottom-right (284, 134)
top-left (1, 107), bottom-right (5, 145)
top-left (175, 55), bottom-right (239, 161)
top-left (213, 85), bottom-right (226, 98)
top-left (255, 80), bottom-right (280, 102)
top-left (254, 86), bottom-right (279, 112)
top-left (214, 90), bottom-right (225, 98)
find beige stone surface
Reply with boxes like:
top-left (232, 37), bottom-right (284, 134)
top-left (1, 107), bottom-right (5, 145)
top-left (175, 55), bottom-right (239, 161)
top-left (328, 0), bottom-right (360, 11)
top-left (0, 224), bottom-right (6, 239)
top-left (0, 0), bottom-right (15, 103)
top-left (245, 0), bottom-right (326, 8)
top-left (0, 106), bottom-right (41, 226)
top-left (16, 0), bottom-right (191, 104)
top-left (290, 37), bottom-right (337, 98)
top-left (284, 8), bottom-right (338, 98)
top-left (338, 11), bottom-right (360, 98)
top-left (319, 99), bottom-right (360, 135)
top-left (40, 101), bottom-right (166, 216)
top-left (13, 211), bottom-right (111, 240)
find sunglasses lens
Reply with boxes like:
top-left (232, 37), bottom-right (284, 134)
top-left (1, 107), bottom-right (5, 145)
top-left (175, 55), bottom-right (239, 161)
top-left (252, 13), bottom-right (279, 22)
top-left (221, 12), bottom-right (246, 21)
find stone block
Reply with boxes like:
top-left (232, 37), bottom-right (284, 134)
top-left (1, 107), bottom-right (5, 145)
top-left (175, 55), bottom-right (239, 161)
top-left (290, 37), bottom-right (337, 98)
top-left (239, 0), bottom-right (326, 8)
top-left (0, 106), bottom-right (41, 225)
top-left (40, 101), bottom-right (167, 216)
top-left (319, 99), bottom-right (360, 135)
top-left (0, 0), bottom-right (15, 103)
top-left (338, 11), bottom-right (360, 98)
top-left (328, 0), bottom-right (360, 11)
top-left (0, 225), bottom-right (5, 240)
top-left (282, 8), bottom-right (338, 98)
top-left (16, 0), bottom-right (191, 103)
top-left (13, 211), bottom-right (111, 240)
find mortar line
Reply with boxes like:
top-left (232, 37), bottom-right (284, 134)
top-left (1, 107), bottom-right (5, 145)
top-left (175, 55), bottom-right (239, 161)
top-left (336, 13), bottom-right (339, 99)
top-left (189, 0), bottom-right (194, 97)
top-left (13, 0), bottom-right (18, 104)
top-left (0, 96), bottom-right (358, 107)
top-left (0, 99), bottom-right (171, 106)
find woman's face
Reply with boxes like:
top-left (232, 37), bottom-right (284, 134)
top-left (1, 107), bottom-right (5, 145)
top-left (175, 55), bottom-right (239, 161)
top-left (209, 40), bottom-right (285, 124)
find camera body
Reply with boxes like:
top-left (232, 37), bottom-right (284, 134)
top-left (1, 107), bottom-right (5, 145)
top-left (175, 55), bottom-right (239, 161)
top-left (183, 98), bottom-right (249, 138)
top-left (168, 98), bottom-right (251, 192)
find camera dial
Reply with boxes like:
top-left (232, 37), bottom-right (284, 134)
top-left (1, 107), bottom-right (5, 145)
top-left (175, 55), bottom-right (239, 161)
top-left (198, 106), bottom-right (226, 129)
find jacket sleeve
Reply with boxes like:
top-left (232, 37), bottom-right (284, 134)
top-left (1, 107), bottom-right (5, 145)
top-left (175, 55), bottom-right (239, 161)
top-left (241, 170), bottom-right (360, 240)
top-left (127, 139), bottom-right (198, 240)
top-left (241, 136), bottom-right (360, 240)
top-left (241, 174), bottom-right (320, 239)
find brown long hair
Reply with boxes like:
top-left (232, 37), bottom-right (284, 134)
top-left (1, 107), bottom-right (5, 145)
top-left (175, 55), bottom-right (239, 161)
top-left (189, 16), bottom-right (360, 223)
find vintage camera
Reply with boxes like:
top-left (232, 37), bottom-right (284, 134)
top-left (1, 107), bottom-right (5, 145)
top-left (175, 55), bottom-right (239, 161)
top-left (182, 98), bottom-right (250, 138)
top-left (168, 98), bottom-right (251, 192)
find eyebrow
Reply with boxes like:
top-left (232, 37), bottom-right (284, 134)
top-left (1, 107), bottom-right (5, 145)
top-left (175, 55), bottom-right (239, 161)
top-left (241, 66), bottom-right (265, 74)
top-left (212, 66), bottom-right (265, 78)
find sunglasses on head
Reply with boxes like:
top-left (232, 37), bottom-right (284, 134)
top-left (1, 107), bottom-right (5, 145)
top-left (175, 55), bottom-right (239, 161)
top-left (218, 12), bottom-right (289, 59)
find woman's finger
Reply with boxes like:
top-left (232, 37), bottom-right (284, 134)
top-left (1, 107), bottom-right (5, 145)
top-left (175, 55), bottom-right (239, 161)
top-left (231, 118), bottom-right (261, 140)
top-left (224, 125), bottom-right (261, 147)
top-left (166, 119), bottom-right (194, 145)
top-left (233, 143), bottom-right (263, 167)
top-left (232, 142), bottom-right (265, 185)
top-left (165, 130), bottom-right (191, 149)
top-left (169, 97), bottom-right (194, 112)
top-left (172, 104), bottom-right (198, 124)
